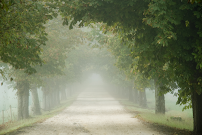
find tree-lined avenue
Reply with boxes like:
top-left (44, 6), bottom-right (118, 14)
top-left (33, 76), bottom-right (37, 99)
top-left (15, 87), bottom-right (162, 135)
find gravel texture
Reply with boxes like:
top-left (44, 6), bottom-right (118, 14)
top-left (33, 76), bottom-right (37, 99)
top-left (16, 87), bottom-right (164, 135)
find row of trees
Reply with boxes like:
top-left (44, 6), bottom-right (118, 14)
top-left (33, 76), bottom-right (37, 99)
top-left (58, 0), bottom-right (202, 134)
top-left (0, 0), bottom-right (129, 122)
top-left (1, 0), bottom-right (202, 134)
top-left (0, 14), bottom-right (85, 120)
top-left (86, 26), bottom-right (160, 108)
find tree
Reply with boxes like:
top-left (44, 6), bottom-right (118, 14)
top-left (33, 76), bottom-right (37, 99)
top-left (144, 1), bottom-right (202, 132)
top-left (30, 85), bottom-right (41, 115)
top-left (0, 0), bottom-right (58, 74)
top-left (11, 70), bottom-right (31, 120)
top-left (59, 0), bottom-right (202, 133)
top-left (37, 17), bottom-right (84, 111)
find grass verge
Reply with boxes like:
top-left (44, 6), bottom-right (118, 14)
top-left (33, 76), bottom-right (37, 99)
top-left (119, 100), bottom-right (193, 132)
top-left (0, 96), bottom-right (76, 135)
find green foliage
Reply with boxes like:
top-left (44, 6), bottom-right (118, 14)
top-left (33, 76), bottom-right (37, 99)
top-left (34, 17), bottom-right (84, 89)
top-left (0, 0), bottom-right (59, 74)
top-left (0, 0), bottom-right (201, 114)
top-left (58, 0), bottom-right (202, 111)
top-left (144, 0), bottom-right (202, 108)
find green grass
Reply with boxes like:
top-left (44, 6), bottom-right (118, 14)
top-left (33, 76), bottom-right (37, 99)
top-left (120, 100), bottom-right (193, 131)
top-left (0, 96), bottom-right (76, 135)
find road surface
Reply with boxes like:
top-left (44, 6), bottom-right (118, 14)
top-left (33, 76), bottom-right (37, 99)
top-left (16, 87), bottom-right (163, 135)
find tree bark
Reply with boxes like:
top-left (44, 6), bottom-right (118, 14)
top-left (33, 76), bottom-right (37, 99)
top-left (30, 87), bottom-right (41, 115)
top-left (154, 79), bottom-right (165, 114)
top-left (192, 89), bottom-right (202, 134)
top-left (17, 80), bottom-right (30, 120)
top-left (142, 89), bottom-right (147, 108)
top-left (17, 90), bottom-right (23, 120)
top-left (42, 89), bottom-right (47, 111)
top-left (138, 89), bottom-right (147, 108)
top-left (42, 86), bottom-right (50, 111)
top-left (22, 88), bottom-right (29, 119)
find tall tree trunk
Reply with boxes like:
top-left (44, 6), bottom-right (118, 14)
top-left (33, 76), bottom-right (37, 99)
top-left (138, 89), bottom-right (147, 108)
top-left (30, 87), bottom-right (41, 115)
top-left (142, 89), bottom-right (147, 108)
top-left (42, 89), bottom-right (47, 111)
top-left (192, 89), bottom-right (202, 134)
top-left (17, 80), bottom-right (30, 120)
top-left (22, 88), bottom-right (29, 119)
top-left (154, 79), bottom-right (165, 114)
top-left (42, 86), bottom-right (50, 111)
top-left (17, 90), bottom-right (23, 120)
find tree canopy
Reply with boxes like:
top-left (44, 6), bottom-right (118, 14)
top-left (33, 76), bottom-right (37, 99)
top-left (58, 0), bottom-right (202, 133)
top-left (1, 0), bottom-right (202, 133)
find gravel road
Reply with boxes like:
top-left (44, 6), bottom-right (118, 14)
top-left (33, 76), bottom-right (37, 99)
top-left (16, 87), bottom-right (164, 135)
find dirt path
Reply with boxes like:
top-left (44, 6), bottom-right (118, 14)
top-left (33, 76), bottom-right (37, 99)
top-left (16, 87), bottom-right (164, 135)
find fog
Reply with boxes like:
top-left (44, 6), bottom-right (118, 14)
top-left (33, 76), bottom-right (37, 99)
top-left (0, 70), bottom-right (192, 125)
top-left (83, 73), bottom-right (104, 86)
top-left (0, 4), bottom-right (197, 133)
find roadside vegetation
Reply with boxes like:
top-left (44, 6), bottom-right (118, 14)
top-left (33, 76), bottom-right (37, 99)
top-left (112, 89), bottom-right (194, 134)
top-left (0, 96), bottom-right (76, 135)
top-left (121, 100), bottom-right (193, 131)
top-left (1, 0), bottom-right (202, 134)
